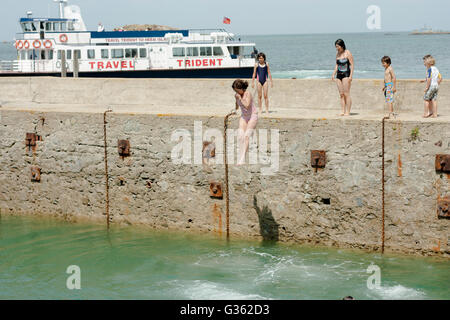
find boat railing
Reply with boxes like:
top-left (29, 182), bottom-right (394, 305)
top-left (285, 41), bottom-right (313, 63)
top-left (188, 28), bottom-right (229, 35)
top-left (0, 60), bottom-right (19, 72)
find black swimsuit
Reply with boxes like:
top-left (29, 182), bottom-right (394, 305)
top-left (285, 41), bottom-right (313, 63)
top-left (336, 58), bottom-right (351, 80)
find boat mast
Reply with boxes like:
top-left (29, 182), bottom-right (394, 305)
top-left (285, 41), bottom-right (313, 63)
top-left (54, 0), bottom-right (68, 19)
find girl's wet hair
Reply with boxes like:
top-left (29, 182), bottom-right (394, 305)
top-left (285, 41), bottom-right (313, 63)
top-left (232, 79), bottom-right (249, 90)
top-left (257, 52), bottom-right (266, 61)
top-left (335, 39), bottom-right (346, 50)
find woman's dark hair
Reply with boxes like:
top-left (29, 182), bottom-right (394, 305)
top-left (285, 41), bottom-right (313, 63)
top-left (257, 52), bottom-right (266, 61)
top-left (381, 56), bottom-right (391, 65)
top-left (335, 39), bottom-right (346, 50)
top-left (232, 79), bottom-right (248, 90)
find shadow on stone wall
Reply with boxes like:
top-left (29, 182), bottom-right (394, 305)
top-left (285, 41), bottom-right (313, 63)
top-left (253, 195), bottom-right (279, 243)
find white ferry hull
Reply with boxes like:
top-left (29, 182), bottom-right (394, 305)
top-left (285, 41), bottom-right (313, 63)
top-left (0, 66), bottom-right (253, 78)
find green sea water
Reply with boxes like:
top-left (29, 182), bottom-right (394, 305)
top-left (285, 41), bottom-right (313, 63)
top-left (0, 215), bottom-right (448, 300)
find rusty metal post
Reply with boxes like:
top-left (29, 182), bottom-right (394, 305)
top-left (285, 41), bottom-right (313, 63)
top-left (103, 109), bottom-right (113, 229)
top-left (381, 116), bottom-right (390, 254)
top-left (224, 110), bottom-right (236, 240)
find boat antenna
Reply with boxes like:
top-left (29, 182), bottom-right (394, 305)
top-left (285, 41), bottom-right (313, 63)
top-left (54, 0), bottom-right (68, 19)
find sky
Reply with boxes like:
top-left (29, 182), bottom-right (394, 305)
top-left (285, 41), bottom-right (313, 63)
top-left (1, 0), bottom-right (450, 40)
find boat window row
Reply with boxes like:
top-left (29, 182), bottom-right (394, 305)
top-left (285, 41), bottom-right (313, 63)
top-left (19, 49), bottom-right (54, 60)
top-left (21, 21), bottom-right (75, 33)
top-left (172, 46), bottom-right (224, 57)
top-left (53, 48), bottom-right (148, 60)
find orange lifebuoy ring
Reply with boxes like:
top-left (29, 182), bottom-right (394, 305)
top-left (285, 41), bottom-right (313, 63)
top-left (23, 40), bottom-right (30, 49)
top-left (33, 40), bottom-right (41, 49)
top-left (43, 40), bottom-right (52, 48)
top-left (15, 40), bottom-right (23, 49)
top-left (59, 34), bottom-right (68, 43)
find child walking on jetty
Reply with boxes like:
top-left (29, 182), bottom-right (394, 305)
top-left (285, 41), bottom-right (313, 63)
top-left (232, 79), bottom-right (258, 165)
top-left (381, 56), bottom-right (397, 117)
top-left (251, 53), bottom-right (273, 115)
top-left (422, 55), bottom-right (442, 118)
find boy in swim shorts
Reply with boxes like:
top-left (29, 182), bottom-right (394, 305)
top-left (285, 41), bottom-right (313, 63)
top-left (422, 55), bottom-right (442, 118)
top-left (381, 56), bottom-right (397, 117)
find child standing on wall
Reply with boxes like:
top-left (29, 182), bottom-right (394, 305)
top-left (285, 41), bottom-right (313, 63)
top-left (381, 56), bottom-right (397, 118)
top-left (232, 79), bottom-right (258, 165)
top-left (251, 53), bottom-right (273, 115)
top-left (422, 55), bottom-right (442, 118)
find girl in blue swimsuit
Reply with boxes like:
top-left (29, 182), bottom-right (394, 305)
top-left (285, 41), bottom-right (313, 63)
top-left (331, 39), bottom-right (354, 116)
top-left (252, 53), bottom-right (273, 115)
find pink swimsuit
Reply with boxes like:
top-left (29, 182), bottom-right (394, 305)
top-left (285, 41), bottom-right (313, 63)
top-left (237, 94), bottom-right (258, 122)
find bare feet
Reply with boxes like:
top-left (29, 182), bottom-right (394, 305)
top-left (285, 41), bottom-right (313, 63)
top-left (339, 113), bottom-right (345, 116)
top-left (431, 114), bottom-right (437, 118)
top-left (344, 113), bottom-right (350, 116)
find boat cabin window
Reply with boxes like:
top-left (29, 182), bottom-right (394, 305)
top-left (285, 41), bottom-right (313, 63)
top-left (200, 47), bottom-right (212, 56)
top-left (58, 50), bottom-right (70, 60)
top-left (213, 47), bottom-right (223, 56)
top-left (61, 22), bottom-right (67, 31)
top-left (112, 49), bottom-right (124, 59)
top-left (227, 46), bottom-right (241, 56)
top-left (87, 49), bottom-right (95, 59)
top-left (101, 49), bottom-right (109, 59)
top-left (139, 48), bottom-right (147, 58)
top-left (45, 22), bottom-right (52, 31)
top-left (22, 23), bottom-right (31, 32)
top-left (125, 48), bottom-right (138, 58)
top-left (53, 23), bottom-right (61, 32)
top-left (186, 47), bottom-right (199, 57)
top-left (172, 47), bottom-right (185, 57)
top-left (68, 22), bottom-right (75, 31)
top-left (31, 22), bottom-right (38, 32)
top-left (74, 50), bottom-right (81, 59)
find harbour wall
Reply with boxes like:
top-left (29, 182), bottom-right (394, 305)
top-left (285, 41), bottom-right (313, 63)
top-left (0, 78), bottom-right (449, 257)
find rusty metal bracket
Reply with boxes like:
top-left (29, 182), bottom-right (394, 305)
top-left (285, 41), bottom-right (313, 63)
top-left (25, 133), bottom-right (41, 151)
top-left (435, 154), bottom-right (450, 173)
top-left (210, 182), bottom-right (223, 199)
top-left (311, 150), bottom-right (326, 172)
top-left (31, 166), bottom-right (41, 182)
top-left (438, 196), bottom-right (450, 219)
top-left (118, 139), bottom-right (131, 158)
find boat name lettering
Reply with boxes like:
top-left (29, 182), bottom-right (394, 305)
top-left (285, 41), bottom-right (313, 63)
top-left (177, 59), bottom-right (223, 67)
top-left (89, 61), bottom-right (136, 70)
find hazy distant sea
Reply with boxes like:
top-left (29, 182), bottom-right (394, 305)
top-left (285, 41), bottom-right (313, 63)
top-left (1, 32), bottom-right (449, 79)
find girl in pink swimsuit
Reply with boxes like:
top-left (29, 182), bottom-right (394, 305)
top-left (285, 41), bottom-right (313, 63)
top-left (232, 79), bottom-right (258, 165)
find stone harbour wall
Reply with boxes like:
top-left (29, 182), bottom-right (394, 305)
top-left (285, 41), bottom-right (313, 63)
top-left (0, 108), bottom-right (448, 257)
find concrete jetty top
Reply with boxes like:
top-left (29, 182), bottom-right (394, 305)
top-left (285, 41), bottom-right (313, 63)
top-left (0, 77), bottom-right (449, 123)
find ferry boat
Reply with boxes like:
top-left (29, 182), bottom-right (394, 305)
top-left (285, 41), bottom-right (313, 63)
top-left (0, 0), bottom-right (257, 78)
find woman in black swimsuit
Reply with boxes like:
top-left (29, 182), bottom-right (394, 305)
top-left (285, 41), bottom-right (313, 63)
top-left (331, 39), bottom-right (354, 116)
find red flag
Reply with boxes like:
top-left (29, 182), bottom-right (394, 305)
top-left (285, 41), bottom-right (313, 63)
top-left (223, 17), bottom-right (231, 24)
